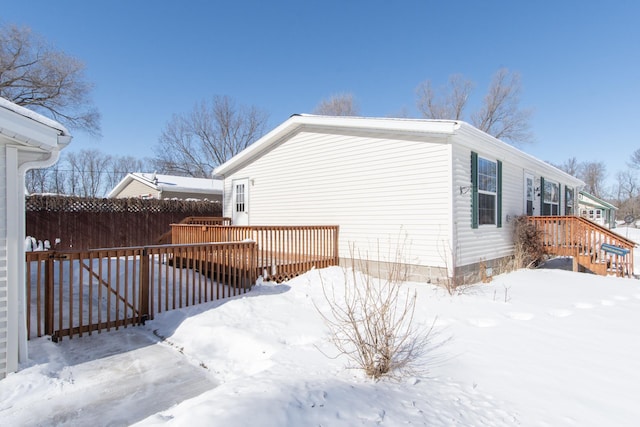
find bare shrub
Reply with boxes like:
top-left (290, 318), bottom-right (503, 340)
top-left (512, 216), bottom-right (545, 268)
top-left (438, 235), bottom-right (472, 294)
top-left (439, 239), bottom-right (460, 294)
top-left (314, 247), bottom-right (435, 380)
top-left (479, 261), bottom-right (492, 283)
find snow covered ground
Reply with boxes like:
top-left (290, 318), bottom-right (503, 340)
top-left (2, 227), bottom-right (640, 426)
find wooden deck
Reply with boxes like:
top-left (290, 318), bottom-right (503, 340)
top-left (528, 216), bottom-right (636, 277)
top-left (170, 224), bottom-right (340, 282)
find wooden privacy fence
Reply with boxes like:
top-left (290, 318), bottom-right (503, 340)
top-left (25, 241), bottom-right (256, 341)
top-left (528, 216), bottom-right (635, 277)
top-left (171, 224), bottom-right (340, 282)
top-left (26, 195), bottom-right (222, 250)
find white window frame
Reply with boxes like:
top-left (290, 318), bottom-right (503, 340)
top-left (543, 179), bottom-right (559, 215)
top-left (478, 156), bottom-right (498, 225)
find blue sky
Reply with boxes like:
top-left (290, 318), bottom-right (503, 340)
top-left (3, 1), bottom-right (639, 187)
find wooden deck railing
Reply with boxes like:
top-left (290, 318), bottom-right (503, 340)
top-left (25, 241), bottom-right (256, 341)
top-left (528, 216), bottom-right (636, 277)
top-left (156, 216), bottom-right (231, 244)
top-left (171, 224), bottom-right (340, 282)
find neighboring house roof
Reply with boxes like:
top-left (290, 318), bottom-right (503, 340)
top-left (214, 114), bottom-right (584, 188)
top-left (108, 172), bottom-right (223, 198)
top-left (578, 191), bottom-right (618, 211)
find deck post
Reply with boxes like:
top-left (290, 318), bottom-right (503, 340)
top-left (140, 248), bottom-right (150, 322)
top-left (44, 253), bottom-right (54, 336)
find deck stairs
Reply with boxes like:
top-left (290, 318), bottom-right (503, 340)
top-left (528, 216), bottom-right (636, 278)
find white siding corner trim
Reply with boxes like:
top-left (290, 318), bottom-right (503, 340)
top-left (4, 146), bottom-right (19, 377)
top-left (0, 146), bottom-right (8, 377)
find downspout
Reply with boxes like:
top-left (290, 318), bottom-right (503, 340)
top-left (15, 138), bottom-right (68, 364)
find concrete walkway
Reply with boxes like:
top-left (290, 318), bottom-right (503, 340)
top-left (0, 326), bottom-right (217, 426)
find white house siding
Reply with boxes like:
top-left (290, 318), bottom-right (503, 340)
top-left (0, 146), bottom-right (7, 377)
top-left (222, 130), bottom-right (453, 271)
top-left (452, 126), bottom-right (582, 271)
top-left (452, 141), bottom-right (524, 269)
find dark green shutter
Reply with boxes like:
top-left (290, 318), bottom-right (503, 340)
top-left (471, 151), bottom-right (478, 228)
top-left (539, 177), bottom-right (545, 215)
top-left (497, 160), bottom-right (502, 228)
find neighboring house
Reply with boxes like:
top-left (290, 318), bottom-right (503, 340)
top-left (578, 190), bottom-right (617, 228)
top-left (0, 97), bottom-right (71, 379)
top-left (214, 114), bottom-right (584, 283)
top-left (108, 172), bottom-right (223, 202)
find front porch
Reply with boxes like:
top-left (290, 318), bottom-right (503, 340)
top-left (528, 216), bottom-right (636, 277)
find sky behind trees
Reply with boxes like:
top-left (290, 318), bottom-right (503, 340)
top-left (3, 1), bottom-right (639, 186)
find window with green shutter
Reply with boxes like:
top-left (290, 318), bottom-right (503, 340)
top-left (471, 152), bottom-right (502, 227)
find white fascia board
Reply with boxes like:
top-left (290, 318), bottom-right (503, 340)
top-left (107, 174), bottom-right (136, 198)
top-left (0, 100), bottom-right (70, 151)
top-left (107, 173), bottom-right (159, 198)
top-left (214, 115), bottom-right (305, 177)
top-left (455, 121), bottom-right (584, 187)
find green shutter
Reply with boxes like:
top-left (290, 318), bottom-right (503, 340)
top-left (471, 151), bottom-right (478, 228)
top-left (497, 160), bottom-right (502, 228)
top-left (539, 177), bottom-right (545, 215)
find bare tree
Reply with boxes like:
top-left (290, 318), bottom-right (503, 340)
top-left (553, 157), bottom-right (580, 176)
top-left (471, 69), bottom-right (533, 144)
top-left (579, 161), bottom-right (607, 197)
top-left (313, 93), bottom-right (359, 116)
top-left (628, 148), bottom-right (640, 170)
top-left (25, 160), bottom-right (68, 195)
top-left (416, 68), bottom-right (533, 145)
top-left (615, 170), bottom-right (640, 218)
top-left (25, 168), bottom-right (50, 195)
top-left (49, 161), bottom-right (68, 195)
top-left (106, 155), bottom-right (146, 191)
top-left (416, 74), bottom-right (473, 120)
top-left (25, 150), bottom-right (150, 197)
top-left (615, 170), bottom-right (638, 202)
top-left (154, 95), bottom-right (268, 177)
top-left (66, 149), bottom-right (113, 197)
top-left (0, 24), bottom-right (100, 135)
